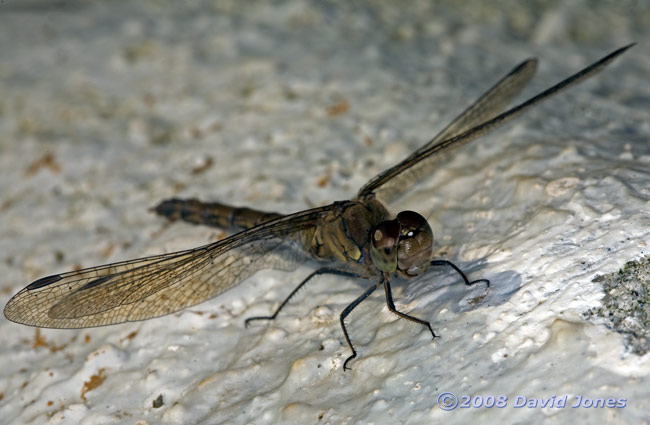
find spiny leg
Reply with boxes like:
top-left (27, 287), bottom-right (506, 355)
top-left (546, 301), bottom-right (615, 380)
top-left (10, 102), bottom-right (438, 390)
top-left (245, 268), bottom-right (362, 327)
top-left (340, 284), bottom-right (378, 371)
top-left (382, 276), bottom-right (436, 339)
top-left (429, 259), bottom-right (490, 288)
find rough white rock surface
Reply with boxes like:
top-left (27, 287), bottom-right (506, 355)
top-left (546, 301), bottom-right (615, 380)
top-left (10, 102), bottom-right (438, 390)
top-left (1, 1), bottom-right (648, 424)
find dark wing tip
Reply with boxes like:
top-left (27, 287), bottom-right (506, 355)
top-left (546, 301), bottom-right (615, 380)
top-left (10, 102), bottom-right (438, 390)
top-left (4, 275), bottom-right (63, 325)
top-left (604, 43), bottom-right (635, 63)
top-left (26, 274), bottom-right (63, 290)
top-left (79, 275), bottom-right (112, 291)
top-left (619, 42), bottom-right (636, 51)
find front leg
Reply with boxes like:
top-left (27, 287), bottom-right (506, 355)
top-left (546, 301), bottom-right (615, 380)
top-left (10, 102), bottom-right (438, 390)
top-left (382, 275), bottom-right (437, 339)
top-left (429, 259), bottom-right (490, 287)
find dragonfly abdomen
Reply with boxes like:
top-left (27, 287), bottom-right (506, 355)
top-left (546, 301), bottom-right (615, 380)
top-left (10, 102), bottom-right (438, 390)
top-left (154, 198), bottom-right (283, 231)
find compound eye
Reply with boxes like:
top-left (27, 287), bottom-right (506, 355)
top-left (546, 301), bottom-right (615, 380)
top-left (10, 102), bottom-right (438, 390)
top-left (396, 211), bottom-right (433, 276)
top-left (370, 220), bottom-right (399, 273)
top-left (396, 211), bottom-right (425, 233)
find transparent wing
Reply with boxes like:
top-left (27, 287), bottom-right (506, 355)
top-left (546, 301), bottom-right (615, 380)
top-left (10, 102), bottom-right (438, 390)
top-left (4, 205), bottom-right (330, 329)
top-left (357, 58), bottom-right (537, 203)
top-left (417, 59), bottom-right (537, 161)
top-left (358, 44), bottom-right (633, 204)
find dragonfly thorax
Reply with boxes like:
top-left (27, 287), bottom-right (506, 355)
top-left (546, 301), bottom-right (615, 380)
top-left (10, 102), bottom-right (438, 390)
top-left (369, 210), bottom-right (433, 277)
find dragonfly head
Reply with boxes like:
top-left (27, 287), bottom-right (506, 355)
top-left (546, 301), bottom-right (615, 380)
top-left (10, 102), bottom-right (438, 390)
top-left (370, 210), bottom-right (433, 277)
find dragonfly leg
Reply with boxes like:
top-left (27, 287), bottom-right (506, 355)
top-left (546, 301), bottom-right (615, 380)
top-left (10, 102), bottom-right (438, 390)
top-left (153, 198), bottom-right (282, 231)
top-left (245, 268), bottom-right (362, 327)
top-left (382, 277), bottom-right (437, 340)
top-left (341, 283), bottom-right (378, 371)
top-left (429, 259), bottom-right (490, 288)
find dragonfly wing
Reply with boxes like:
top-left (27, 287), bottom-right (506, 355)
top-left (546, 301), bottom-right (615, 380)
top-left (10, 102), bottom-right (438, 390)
top-left (418, 59), bottom-right (537, 158)
top-left (357, 58), bottom-right (537, 203)
top-left (358, 44), bottom-right (633, 204)
top-left (4, 206), bottom-right (328, 328)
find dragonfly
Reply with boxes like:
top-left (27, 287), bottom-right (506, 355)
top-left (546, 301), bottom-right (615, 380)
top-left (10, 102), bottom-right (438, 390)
top-left (4, 45), bottom-right (632, 370)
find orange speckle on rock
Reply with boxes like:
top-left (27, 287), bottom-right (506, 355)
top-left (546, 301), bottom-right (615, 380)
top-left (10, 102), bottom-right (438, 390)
top-left (47, 400), bottom-right (53, 407)
top-left (25, 151), bottom-right (62, 177)
top-left (317, 174), bottom-right (331, 187)
top-left (120, 331), bottom-right (138, 343)
top-left (81, 368), bottom-right (106, 402)
top-left (33, 329), bottom-right (47, 349)
top-left (326, 99), bottom-right (349, 117)
top-left (84, 334), bottom-right (91, 344)
top-left (32, 329), bottom-right (67, 353)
